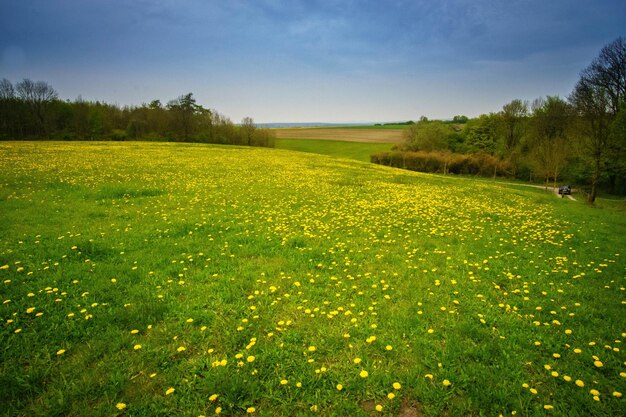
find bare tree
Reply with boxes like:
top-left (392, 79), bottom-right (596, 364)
top-left (16, 78), bottom-right (58, 137)
top-left (580, 37), bottom-right (626, 115)
top-left (0, 78), bottom-right (15, 99)
top-left (570, 37), bottom-right (626, 202)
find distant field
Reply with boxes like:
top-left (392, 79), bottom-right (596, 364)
top-left (275, 138), bottom-right (392, 162)
top-left (272, 127), bottom-right (405, 143)
top-left (1, 141), bottom-right (625, 416)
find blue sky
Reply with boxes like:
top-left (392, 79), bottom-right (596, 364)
top-left (1, 0), bottom-right (624, 122)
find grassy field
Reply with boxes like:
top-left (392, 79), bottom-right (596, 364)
top-left (1, 141), bottom-right (625, 417)
top-left (275, 138), bottom-right (393, 162)
top-left (272, 128), bottom-right (404, 143)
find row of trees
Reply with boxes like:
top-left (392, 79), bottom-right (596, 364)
top-left (384, 37), bottom-right (626, 202)
top-left (0, 83), bottom-right (275, 147)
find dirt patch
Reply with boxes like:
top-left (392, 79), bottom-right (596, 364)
top-left (273, 128), bottom-right (404, 143)
top-left (399, 399), bottom-right (423, 417)
top-left (360, 399), bottom-right (423, 416)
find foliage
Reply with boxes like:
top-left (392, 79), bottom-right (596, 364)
top-left (0, 79), bottom-right (274, 148)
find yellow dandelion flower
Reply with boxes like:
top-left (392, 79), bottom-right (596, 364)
top-left (442, 379), bottom-right (451, 387)
top-left (388, 392), bottom-right (396, 400)
top-left (336, 384), bottom-right (343, 391)
top-left (209, 394), bottom-right (218, 402)
top-left (56, 349), bottom-right (66, 355)
top-left (393, 382), bottom-right (402, 390)
top-left (385, 345), bottom-right (393, 351)
top-left (353, 358), bottom-right (361, 364)
top-left (247, 356), bottom-right (255, 363)
top-left (529, 388), bottom-right (538, 395)
top-left (573, 348), bottom-right (582, 354)
top-left (130, 329), bottom-right (139, 334)
top-left (308, 346), bottom-right (316, 352)
top-left (425, 374), bottom-right (433, 379)
top-left (590, 389), bottom-right (600, 396)
top-left (359, 370), bottom-right (369, 378)
top-left (563, 375), bottom-right (572, 382)
top-left (375, 404), bottom-right (383, 412)
top-left (593, 360), bottom-right (603, 368)
top-left (165, 387), bottom-right (175, 395)
top-left (613, 391), bottom-right (622, 397)
top-left (280, 379), bottom-right (288, 385)
top-left (575, 380), bottom-right (585, 387)
top-left (177, 346), bottom-right (186, 352)
top-left (115, 402), bottom-right (127, 410)
top-left (551, 371), bottom-right (559, 377)
top-left (215, 407), bottom-right (222, 414)
top-left (543, 405), bottom-right (553, 410)
top-left (133, 344), bottom-right (142, 350)
top-left (246, 407), bottom-right (255, 413)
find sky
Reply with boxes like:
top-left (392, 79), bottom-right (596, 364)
top-left (1, 0), bottom-right (625, 123)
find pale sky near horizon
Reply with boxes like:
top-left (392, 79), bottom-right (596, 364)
top-left (1, 0), bottom-right (624, 123)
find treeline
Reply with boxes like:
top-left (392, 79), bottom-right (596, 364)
top-left (372, 37), bottom-right (626, 202)
top-left (0, 83), bottom-right (275, 147)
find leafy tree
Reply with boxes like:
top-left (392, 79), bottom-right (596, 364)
top-left (497, 100), bottom-right (528, 174)
top-left (464, 114), bottom-right (498, 154)
top-left (527, 96), bottom-right (572, 187)
top-left (401, 120), bottom-right (449, 152)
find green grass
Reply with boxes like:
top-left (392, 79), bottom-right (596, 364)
top-left (275, 138), bottom-right (393, 162)
top-left (1, 141), bottom-right (625, 417)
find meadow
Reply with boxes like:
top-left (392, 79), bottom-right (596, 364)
top-left (1, 141), bottom-right (625, 416)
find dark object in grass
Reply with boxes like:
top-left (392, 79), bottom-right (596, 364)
top-left (558, 185), bottom-right (572, 197)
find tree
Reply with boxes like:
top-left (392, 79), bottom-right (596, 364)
top-left (498, 99), bottom-right (528, 176)
top-left (580, 37), bottom-right (626, 115)
top-left (464, 114), bottom-right (499, 154)
top-left (401, 120), bottom-right (449, 152)
top-left (15, 79), bottom-right (58, 137)
top-left (240, 117), bottom-right (256, 146)
top-left (527, 97), bottom-right (572, 188)
top-left (570, 37), bottom-right (626, 202)
top-left (167, 93), bottom-right (203, 141)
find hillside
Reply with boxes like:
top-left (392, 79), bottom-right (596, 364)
top-left (1, 142), bottom-right (625, 416)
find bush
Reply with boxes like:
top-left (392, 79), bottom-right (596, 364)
top-left (371, 151), bottom-right (511, 178)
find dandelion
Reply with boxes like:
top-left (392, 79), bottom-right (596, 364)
top-left (130, 329), bottom-right (139, 334)
top-left (590, 389), bottom-right (600, 396)
top-left (425, 374), bottom-right (433, 379)
top-left (165, 387), bottom-right (175, 395)
top-left (442, 379), bottom-right (451, 387)
top-left (115, 403), bottom-right (127, 410)
top-left (308, 346), bottom-right (316, 352)
top-left (336, 384), bottom-right (343, 391)
top-left (280, 379), bottom-right (288, 385)
top-left (563, 375), bottom-right (572, 382)
top-left (613, 391), bottom-right (622, 397)
top-left (593, 360), bottom-right (603, 368)
top-left (246, 407), bottom-right (256, 413)
top-left (575, 380), bottom-right (585, 387)
top-left (543, 405), bottom-right (554, 410)
top-left (387, 392), bottom-right (396, 399)
top-left (247, 356), bottom-right (255, 363)
top-left (359, 370), bottom-right (369, 378)
top-left (393, 382), bottom-right (402, 390)
top-left (385, 345), bottom-right (393, 351)
top-left (353, 358), bottom-right (362, 364)
top-left (375, 404), bottom-right (383, 412)
top-left (56, 349), bottom-right (66, 355)
top-left (209, 394), bottom-right (218, 401)
top-left (215, 407), bottom-right (222, 414)
top-left (177, 346), bottom-right (186, 352)
top-left (529, 388), bottom-right (538, 394)
top-left (133, 344), bottom-right (142, 350)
